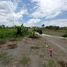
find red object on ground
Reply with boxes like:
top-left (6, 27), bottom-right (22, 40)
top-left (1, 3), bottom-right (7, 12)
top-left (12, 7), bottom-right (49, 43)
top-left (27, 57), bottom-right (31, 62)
top-left (48, 48), bottom-right (53, 57)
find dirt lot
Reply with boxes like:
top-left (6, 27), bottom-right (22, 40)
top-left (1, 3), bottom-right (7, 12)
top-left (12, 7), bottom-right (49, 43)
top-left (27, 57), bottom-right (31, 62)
top-left (0, 34), bottom-right (67, 67)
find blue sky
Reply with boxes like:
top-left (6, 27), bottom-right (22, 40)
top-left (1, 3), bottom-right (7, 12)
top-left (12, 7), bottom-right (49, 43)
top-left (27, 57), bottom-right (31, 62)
top-left (0, 0), bottom-right (67, 27)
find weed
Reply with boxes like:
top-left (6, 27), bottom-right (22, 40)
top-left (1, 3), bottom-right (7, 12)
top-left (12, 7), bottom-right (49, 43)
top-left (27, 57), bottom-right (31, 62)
top-left (31, 46), bottom-right (40, 50)
top-left (47, 59), bottom-right (60, 67)
top-left (0, 52), bottom-right (14, 66)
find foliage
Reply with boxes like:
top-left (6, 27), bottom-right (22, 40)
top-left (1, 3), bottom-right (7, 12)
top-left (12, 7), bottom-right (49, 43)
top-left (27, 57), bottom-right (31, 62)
top-left (29, 32), bottom-right (39, 39)
top-left (45, 26), bottom-right (60, 30)
top-left (47, 59), bottom-right (55, 67)
top-left (46, 59), bottom-right (60, 67)
top-left (0, 25), bottom-right (31, 42)
top-left (15, 25), bottom-right (30, 37)
top-left (16, 26), bottom-right (22, 36)
top-left (62, 34), bottom-right (67, 37)
top-left (33, 27), bottom-right (43, 34)
top-left (42, 24), bottom-right (45, 27)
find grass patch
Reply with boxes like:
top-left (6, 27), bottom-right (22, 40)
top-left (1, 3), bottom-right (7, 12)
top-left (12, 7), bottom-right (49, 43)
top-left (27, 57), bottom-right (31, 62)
top-left (47, 59), bottom-right (56, 67)
top-left (0, 52), bottom-right (14, 66)
top-left (9, 38), bottom-right (17, 42)
top-left (42, 59), bottom-right (60, 67)
top-left (31, 46), bottom-right (40, 50)
top-left (20, 56), bottom-right (31, 66)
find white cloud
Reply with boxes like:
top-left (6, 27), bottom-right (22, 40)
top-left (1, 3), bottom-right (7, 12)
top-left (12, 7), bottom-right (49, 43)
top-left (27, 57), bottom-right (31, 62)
top-left (24, 19), bottom-right (40, 27)
top-left (0, 0), bottom-right (27, 26)
top-left (44, 19), bottom-right (67, 27)
top-left (31, 0), bottom-right (67, 19)
top-left (13, 10), bottom-right (27, 19)
top-left (24, 18), bottom-right (67, 27)
top-left (0, 0), bottom-right (67, 27)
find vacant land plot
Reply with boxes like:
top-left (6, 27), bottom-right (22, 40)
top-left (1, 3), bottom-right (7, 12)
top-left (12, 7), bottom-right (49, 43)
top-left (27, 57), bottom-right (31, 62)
top-left (0, 34), bottom-right (67, 67)
top-left (43, 29), bottom-right (67, 36)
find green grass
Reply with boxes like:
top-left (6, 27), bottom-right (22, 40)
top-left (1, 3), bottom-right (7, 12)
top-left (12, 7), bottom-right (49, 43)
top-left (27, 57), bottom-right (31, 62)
top-left (43, 59), bottom-right (60, 67)
top-left (0, 27), bottom-right (32, 43)
top-left (47, 59), bottom-right (56, 67)
top-left (0, 28), bottom-right (16, 39)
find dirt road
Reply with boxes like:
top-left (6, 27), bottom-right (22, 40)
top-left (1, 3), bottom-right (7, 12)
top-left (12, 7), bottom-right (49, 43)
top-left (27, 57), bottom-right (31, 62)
top-left (0, 33), bottom-right (67, 67)
top-left (42, 34), bottom-right (67, 54)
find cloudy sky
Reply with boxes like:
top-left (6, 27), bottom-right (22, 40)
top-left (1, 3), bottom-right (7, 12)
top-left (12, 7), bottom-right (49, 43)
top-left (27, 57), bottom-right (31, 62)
top-left (0, 0), bottom-right (67, 27)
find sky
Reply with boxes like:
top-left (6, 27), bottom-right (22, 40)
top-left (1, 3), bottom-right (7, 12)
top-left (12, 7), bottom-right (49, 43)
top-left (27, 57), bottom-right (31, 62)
top-left (0, 0), bottom-right (67, 27)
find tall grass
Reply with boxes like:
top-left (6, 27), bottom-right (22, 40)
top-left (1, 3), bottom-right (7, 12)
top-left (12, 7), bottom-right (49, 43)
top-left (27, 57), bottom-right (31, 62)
top-left (0, 52), bottom-right (14, 66)
top-left (0, 26), bottom-right (32, 43)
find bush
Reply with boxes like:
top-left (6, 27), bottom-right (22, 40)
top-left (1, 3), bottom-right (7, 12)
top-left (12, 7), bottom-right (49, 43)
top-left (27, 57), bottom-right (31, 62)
top-left (34, 27), bottom-right (43, 34)
top-left (29, 28), bottom-right (40, 39)
top-left (16, 26), bottom-right (22, 36)
top-left (37, 29), bottom-right (42, 34)
top-left (62, 34), bottom-right (67, 37)
top-left (29, 33), bottom-right (39, 39)
top-left (45, 26), bottom-right (60, 30)
top-left (16, 26), bottom-right (29, 37)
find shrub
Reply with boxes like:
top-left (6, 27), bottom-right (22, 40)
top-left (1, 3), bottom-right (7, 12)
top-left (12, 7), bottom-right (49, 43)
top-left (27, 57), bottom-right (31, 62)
top-left (16, 26), bottom-right (29, 37)
top-left (37, 29), bottom-right (42, 34)
top-left (35, 28), bottom-right (43, 34)
top-left (62, 34), bottom-right (67, 37)
top-left (29, 29), bottom-right (40, 39)
top-left (16, 26), bottom-right (22, 36)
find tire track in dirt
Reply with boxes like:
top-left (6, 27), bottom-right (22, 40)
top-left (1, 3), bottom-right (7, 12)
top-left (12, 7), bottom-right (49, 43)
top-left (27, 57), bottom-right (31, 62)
top-left (42, 34), bottom-right (67, 54)
top-left (30, 55), bottom-right (40, 67)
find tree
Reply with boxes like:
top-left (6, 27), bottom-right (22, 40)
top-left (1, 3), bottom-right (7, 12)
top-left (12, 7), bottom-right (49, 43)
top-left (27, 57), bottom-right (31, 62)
top-left (42, 24), bottom-right (45, 28)
top-left (2, 25), bottom-right (5, 28)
